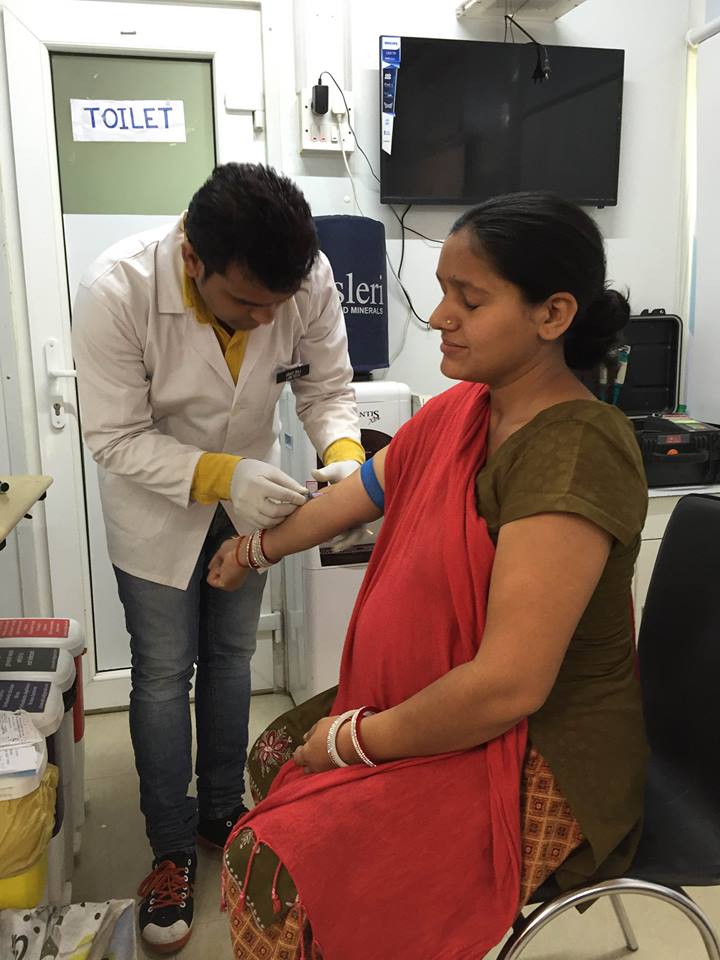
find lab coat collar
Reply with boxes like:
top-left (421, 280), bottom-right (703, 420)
top-left (182, 313), bottom-right (236, 392)
top-left (155, 215), bottom-right (187, 316)
top-left (154, 215), bottom-right (233, 389)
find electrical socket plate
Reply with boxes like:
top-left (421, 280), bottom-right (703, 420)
top-left (299, 88), bottom-right (355, 154)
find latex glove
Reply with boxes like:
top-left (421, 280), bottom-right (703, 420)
top-left (312, 460), bottom-right (361, 485)
top-left (329, 524), bottom-right (376, 554)
top-left (230, 459), bottom-right (307, 529)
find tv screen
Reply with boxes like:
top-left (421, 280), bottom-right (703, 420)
top-left (379, 36), bottom-right (624, 207)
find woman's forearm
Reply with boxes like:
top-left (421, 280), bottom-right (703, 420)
top-left (263, 469), bottom-right (382, 561)
top-left (348, 657), bottom-right (533, 763)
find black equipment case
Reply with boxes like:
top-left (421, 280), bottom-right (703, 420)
top-left (618, 310), bottom-right (720, 488)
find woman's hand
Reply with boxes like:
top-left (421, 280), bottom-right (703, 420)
top-left (293, 717), bottom-right (357, 774)
top-left (207, 537), bottom-right (251, 591)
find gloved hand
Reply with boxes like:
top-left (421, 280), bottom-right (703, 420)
top-left (329, 524), bottom-right (376, 554)
top-left (230, 459), bottom-right (307, 529)
top-left (312, 460), bottom-right (362, 484)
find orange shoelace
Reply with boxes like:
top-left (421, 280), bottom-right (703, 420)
top-left (138, 860), bottom-right (193, 910)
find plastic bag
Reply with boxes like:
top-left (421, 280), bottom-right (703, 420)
top-left (0, 900), bottom-right (136, 960)
top-left (0, 765), bottom-right (58, 879)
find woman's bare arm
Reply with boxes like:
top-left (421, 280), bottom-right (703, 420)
top-left (207, 448), bottom-right (387, 589)
top-left (263, 446), bottom-right (387, 561)
top-left (333, 511), bottom-right (612, 763)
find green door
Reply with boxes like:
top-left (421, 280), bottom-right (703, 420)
top-left (51, 53), bottom-right (216, 215)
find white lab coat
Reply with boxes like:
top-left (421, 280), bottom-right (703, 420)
top-left (72, 217), bottom-right (360, 589)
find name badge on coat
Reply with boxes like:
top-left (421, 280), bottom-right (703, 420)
top-left (276, 363), bottom-right (310, 384)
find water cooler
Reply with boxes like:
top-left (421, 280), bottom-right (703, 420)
top-left (280, 381), bottom-right (412, 704)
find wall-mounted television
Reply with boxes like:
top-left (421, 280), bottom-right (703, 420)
top-left (379, 36), bottom-right (624, 207)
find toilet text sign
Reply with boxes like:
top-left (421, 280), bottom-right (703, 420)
top-left (70, 99), bottom-right (186, 142)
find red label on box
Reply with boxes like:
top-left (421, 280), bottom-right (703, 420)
top-left (0, 618), bottom-right (71, 638)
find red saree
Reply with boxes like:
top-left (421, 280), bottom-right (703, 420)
top-left (228, 381), bottom-right (528, 959)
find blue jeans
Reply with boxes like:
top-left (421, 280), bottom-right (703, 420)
top-left (114, 507), bottom-right (266, 857)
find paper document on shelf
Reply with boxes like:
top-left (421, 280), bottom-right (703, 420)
top-left (0, 744), bottom-right (39, 775)
top-left (0, 710), bottom-right (43, 747)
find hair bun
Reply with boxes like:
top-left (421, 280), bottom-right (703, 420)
top-left (564, 287), bottom-right (630, 370)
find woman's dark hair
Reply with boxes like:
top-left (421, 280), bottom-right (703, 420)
top-left (185, 163), bottom-right (319, 292)
top-left (451, 192), bottom-right (629, 370)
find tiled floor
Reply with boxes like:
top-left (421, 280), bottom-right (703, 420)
top-left (73, 699), bottom-right (720, 959)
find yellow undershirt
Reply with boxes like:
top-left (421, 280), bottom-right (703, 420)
top-left (184, 270), bottom-right (364, 504)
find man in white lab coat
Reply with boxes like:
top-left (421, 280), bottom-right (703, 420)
top-left (72, 163), bottom-right (363, 954)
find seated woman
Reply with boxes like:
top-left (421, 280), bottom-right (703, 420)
top-left (208, 192), bottom-right (648, 960)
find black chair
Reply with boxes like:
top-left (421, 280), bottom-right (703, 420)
top-left (498, 494), bottom-right (720, 959)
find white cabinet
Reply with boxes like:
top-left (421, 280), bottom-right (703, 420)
top-left (280, 382), bottom-right (413, 705)
top-left (632, 487), bottom-right (720, 630)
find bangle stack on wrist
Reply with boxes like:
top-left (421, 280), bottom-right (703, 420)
top-left (326, 706), bottom-right (379, 768)
top-left (234, 530), bottom-right (277, 572)
top-left (247, 529), bottom-right (276, 570)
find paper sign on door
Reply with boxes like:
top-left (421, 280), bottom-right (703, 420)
top-left (70, 99), bottom-right (186, 143)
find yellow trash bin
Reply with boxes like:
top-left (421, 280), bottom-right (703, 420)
top-left (0, 762), bottom-right (58, 908)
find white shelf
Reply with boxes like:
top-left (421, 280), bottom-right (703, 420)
top-left (648, 483), bottom-right (720, 500)
top-left (457, 0), bottom-right (588, 21)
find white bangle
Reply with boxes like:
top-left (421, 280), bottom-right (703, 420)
top-left (326, 710), bottom-right (355, 768)
top-left (247, 529), bottom-right (277, 571)
top-left (350, 708), bottom-right (377, 767)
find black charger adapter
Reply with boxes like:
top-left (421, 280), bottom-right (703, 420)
top-left (311, 83), bottom-right (329, 115)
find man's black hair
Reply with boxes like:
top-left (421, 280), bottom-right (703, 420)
top-left (185, 163), bottom-right (319, 292)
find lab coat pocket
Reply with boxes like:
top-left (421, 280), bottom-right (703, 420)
top-left (98, 473), bottom-right (174, 540)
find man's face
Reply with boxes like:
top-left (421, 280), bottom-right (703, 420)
top-left (182, 241), bottom-right (297, 331)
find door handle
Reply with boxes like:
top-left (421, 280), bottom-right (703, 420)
top-left (45, 338), bottom-right (77, 379)
top-left (45, 338), bottom-right (76, 429)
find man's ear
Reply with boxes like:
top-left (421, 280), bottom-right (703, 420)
top-left (181, 240), bottom-right (204, 281)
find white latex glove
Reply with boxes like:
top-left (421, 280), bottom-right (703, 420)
top-left (329, 525), bottom-right (376, 554)
top-left (230, 459), bottom-right (307, 529)
top-left (311, 460), bottom-right (362, 484)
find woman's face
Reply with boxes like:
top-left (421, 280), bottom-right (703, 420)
top-left (430, 229), bottom-right (558, 386)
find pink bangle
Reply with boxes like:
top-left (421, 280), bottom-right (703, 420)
top-left (351, 706), bottom-right (379, 767)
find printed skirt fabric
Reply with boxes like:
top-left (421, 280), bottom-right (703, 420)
top-left (223, 700), bottom-right (584, 960)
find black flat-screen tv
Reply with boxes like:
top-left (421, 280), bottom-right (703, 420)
top-left (379, 36), bottom-right (624, 207)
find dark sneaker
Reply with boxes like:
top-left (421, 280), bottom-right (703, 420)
top-left (197, 803), bottom-right (248, 850)
top-left (138, 851), bottom-right (196, 955)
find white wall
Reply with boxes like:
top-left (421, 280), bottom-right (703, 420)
top-left (687, 27), bottom-right (720, 422)
top-left (557, 0), bottom-right (691, 382)
top-left (270, 0), bottom-right (692, 396)
top-left (0, 352), bottom-right (23, 615)
top-left (0, 12), bottom-right (49, 616)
